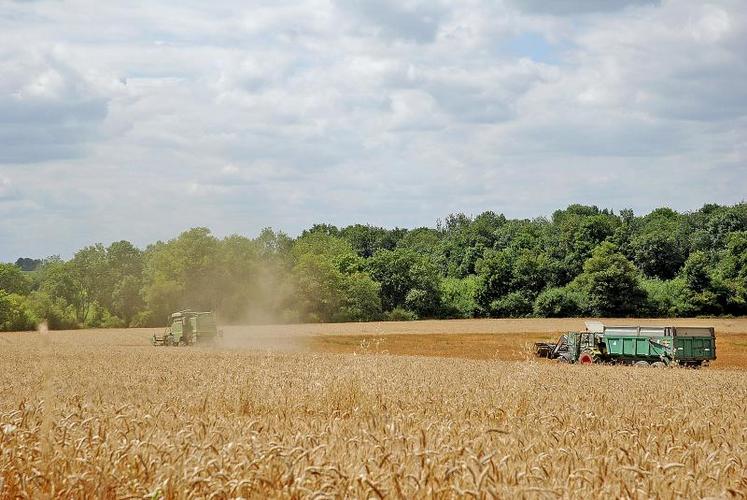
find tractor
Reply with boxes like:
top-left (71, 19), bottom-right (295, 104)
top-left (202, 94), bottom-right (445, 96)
top-left (534, 321), bottom-right (716, 367)
top-left (151, 310), bottom-right (221, 346)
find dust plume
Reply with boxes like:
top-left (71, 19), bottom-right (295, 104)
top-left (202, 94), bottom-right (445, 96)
top-left (214, 324), bottom-right (310, 353)
top-left (207, 261), bottom-right (310, 352)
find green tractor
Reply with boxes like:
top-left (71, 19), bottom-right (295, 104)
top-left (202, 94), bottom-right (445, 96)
top-left (534, 322), bottom-right (716, 367)
top-left (151, 310), bottom-right (221, 346)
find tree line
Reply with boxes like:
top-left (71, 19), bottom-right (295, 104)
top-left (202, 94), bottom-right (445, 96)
top-left (1, 203), bottom-right (746, 331)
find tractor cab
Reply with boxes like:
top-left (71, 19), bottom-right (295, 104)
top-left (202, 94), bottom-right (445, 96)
top-left (564, 331), bottom-right (606, 363)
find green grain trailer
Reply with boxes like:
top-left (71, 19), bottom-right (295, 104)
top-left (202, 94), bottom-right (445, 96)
top-left (602, 325), bottom-right (715, 367)
top-left (151, 310), bottom-right (221, 346)
top-left (535, 322), bottom-right (716, 367)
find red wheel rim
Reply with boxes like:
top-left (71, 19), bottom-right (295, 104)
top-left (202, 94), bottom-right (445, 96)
top-left (579, 352), bottom-right (594, 364)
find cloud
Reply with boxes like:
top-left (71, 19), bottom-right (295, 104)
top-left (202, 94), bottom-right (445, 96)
top-left (0, 47), bottom-right (112, 163)
top-left (0, 177), bottom-right (18, 201)
top-left (0, 0), bottom-right (745, 260)
top-left (509, 0), bottom-right (660, 16)
top-left (333, 0), bottom-right (448, 43)
top-left (564, 2), bottom-right (747, 122)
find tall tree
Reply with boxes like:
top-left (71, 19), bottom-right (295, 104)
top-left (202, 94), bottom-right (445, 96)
top-left (0, 263), bottom-right (32, 295)
top-left (367, 248), bottom-right (441, 317)
top-left (69, 244), bottom-right (109, 323)
top-left (141, 228), bottom-right (221, 323)
top-left (576, 242), bottom-right (646, 316)
top-left (474, 250), bottom-right (513, 315)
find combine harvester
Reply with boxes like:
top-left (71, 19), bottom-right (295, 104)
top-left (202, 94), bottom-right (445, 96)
top-left (151, 310), bottom-right (222, 346)
top-left (534, 321), bottom-right (716, 367)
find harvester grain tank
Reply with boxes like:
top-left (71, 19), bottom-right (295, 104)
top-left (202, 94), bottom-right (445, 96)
top-left (151, 310), bottom-right (221, 346)
top-left (534, 321), bottom-right (716, 367)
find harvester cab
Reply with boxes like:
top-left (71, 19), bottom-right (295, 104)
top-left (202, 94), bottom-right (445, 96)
top-left (151, 310), bottom-right (221, 346)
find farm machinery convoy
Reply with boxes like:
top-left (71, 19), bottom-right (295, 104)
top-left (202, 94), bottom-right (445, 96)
top-left (535, 321), bottom-right (716, 367)
top-left (150, 311), bottom-right (716, 368)
top-left (151, 310), bottom-right (222, 346)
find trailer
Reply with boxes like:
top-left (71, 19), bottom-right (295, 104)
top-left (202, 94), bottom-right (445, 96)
top-left (534, 322), bottom-right (716, 367)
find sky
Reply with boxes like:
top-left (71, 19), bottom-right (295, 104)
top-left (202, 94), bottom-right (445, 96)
top-left (0, 0), bottom-right (745, 260)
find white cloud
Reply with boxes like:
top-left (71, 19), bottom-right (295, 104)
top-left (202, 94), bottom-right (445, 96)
top-left (333, 0), bottom-right (449, 43)
top-left (0, 46), bottom-right (116, 163)
top-left (0, 0), bottom-right (745, 259)
top-left (0, 177), bottom-right (17, 201)
top-left (509, 0), bottom-right (660, 16)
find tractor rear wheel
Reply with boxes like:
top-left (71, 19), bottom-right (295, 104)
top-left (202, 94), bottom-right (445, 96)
top-left (651, 361), bottom-right (666, 368)
top-left (578, 352), bottom-right (596, 365)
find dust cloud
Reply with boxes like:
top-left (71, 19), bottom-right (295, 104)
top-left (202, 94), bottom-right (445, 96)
top-left (210, 325), bottom-right (310, 353)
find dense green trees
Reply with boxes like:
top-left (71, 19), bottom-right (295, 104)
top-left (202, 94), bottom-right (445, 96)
top-left (292, 233), bottom-right (381, 322)
top-left (0, 290), bottom-right (34, 331)
top-left (533, 287), bottom-right (583, 317)
top-left (0, 263), bottom-right (31, 295)
top-left (1, 202), bottom-right (746, 330)
top-left (367, 248), bottom-right (441, 317)
top-left (440, 277), bottom-right (478, 318)
top-left (576, 242), bottom-right (647, 316)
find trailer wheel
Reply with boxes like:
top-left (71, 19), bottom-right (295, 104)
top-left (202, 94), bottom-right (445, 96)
top-left (651, 361), bottom-right (666, 368)
top-left (578, 352), bottom-right (595, 365)
top-left (634, 360), bottom-right (649, 367)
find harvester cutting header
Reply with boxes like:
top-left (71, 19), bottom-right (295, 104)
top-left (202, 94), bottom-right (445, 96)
top-left (535, 322), bottom-right (716, 367)
top-left (151, 310), bottom-right (222, 346)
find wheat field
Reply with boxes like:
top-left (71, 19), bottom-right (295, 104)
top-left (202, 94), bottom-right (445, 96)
top-left (1, 320), bottom-right (747, 498)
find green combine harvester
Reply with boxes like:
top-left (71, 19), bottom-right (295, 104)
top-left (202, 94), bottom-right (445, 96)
top-left (151, 310), bottom-right (221, 346)
top-left (534, 322), bottom-right (716, 367)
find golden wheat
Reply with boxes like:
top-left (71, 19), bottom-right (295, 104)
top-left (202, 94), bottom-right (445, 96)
top-left (1, 329), bottom-right (746, 498)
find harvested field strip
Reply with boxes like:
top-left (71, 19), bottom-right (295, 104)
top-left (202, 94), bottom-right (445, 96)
top-left (308, 332), bottom-right (747, 368)
top-left (308, 333), bottom-right (549, 361)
